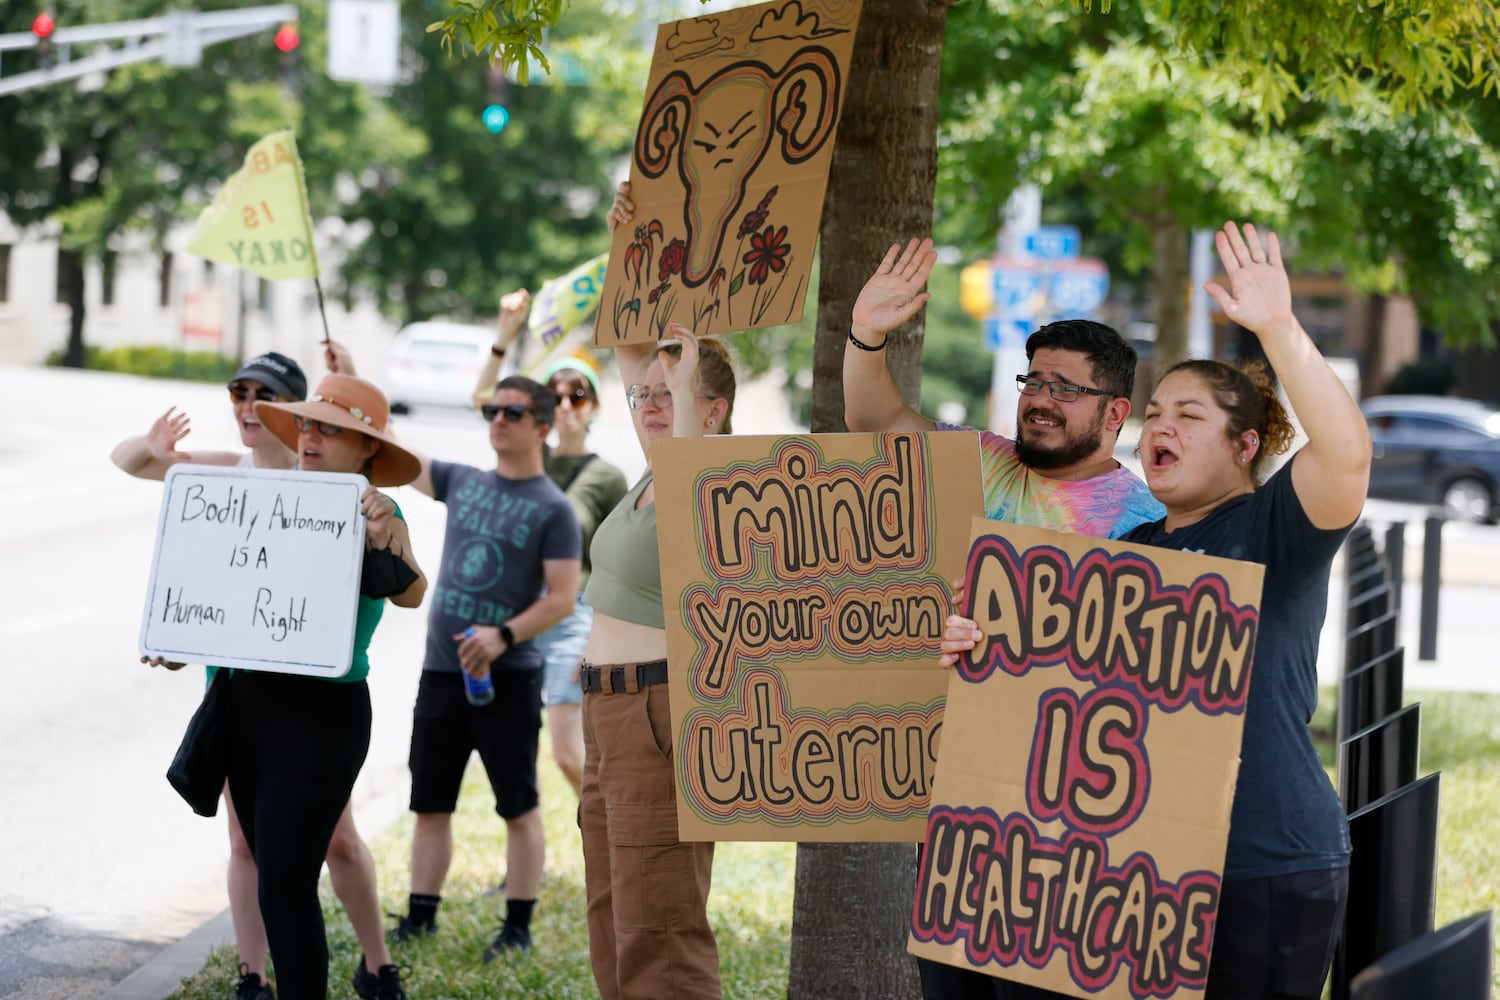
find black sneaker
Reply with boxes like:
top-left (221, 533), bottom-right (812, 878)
top-left (235, 963), bottom-right (275, 1000)
top-left (481, 922), bottom-right (533, 962)
top-left (385, 911), bottom-right (436, 944)
top-left (351, 956), bottom-right (408, 1000)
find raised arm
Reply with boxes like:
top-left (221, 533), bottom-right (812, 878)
top-left (604, 179), bottom-right (660, 461)
top-left (110, 407), bottom-right (241, 480)
top-left (845, 239), bottom-right (940, 434)
top-left (470, 289), bottom-right (531, 408)
top-left (1205, 222), bottom-right (1372, 529)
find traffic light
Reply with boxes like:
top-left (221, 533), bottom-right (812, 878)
top-left (273, 22), bottom-right (299, 53)
top-left (482, 104), bottom-right (510, 134)
top-left (31, 11), bottom-right (55, 68)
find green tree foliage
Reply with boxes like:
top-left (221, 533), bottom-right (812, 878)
top-left (1158, 0), bottom-right (1500, 125)
top-left (335, 0), bottom-right (647, 325)
top-left (936, 0), bottom-right (1500, 356)
top-left (0, 0), bottom-right (409, 364)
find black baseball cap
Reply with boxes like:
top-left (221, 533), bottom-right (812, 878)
top-left (230, 352), bottom-right (307, 401)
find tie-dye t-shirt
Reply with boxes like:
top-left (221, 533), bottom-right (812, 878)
top-left (937, 423), bottom-right (1164, 539)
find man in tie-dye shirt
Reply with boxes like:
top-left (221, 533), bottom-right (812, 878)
top-left (845, 238), bottom-right (1163, 1000)
top-left (845, 237), bottom-right (1162, 539)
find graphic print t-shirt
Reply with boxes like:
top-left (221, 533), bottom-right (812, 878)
top-left (422, 461), bottom-right (580, 674)
top-left (937, 423), bottom-right (1164, 538)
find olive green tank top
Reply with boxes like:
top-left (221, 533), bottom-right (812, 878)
top-left (582, 472), bottom-right (665, 629)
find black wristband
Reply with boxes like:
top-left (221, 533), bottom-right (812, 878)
top-left (490, 344), bottom-right (507, 358)
top-left (848, 327), bottom-right (889, 352)
top-left (499, 624), bottom-right (516, 649)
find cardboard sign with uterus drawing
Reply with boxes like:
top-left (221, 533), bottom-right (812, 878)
top-left (597, 0), bottom-right (863, 344)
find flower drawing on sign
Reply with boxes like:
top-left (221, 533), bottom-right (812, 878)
top-left (624, 221), bottom-right (664, 289)
top-left (659, 237), bottom-right (687, 283)
top-left (744, 225), bottom-right (790, 285)
top-left (610, 187), bottom-right (802, 338)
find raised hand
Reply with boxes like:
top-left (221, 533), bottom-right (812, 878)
top-left (146, 407), bottom-right (192, 462)
top-left (1203, 222), bottom-right (1296, 339)
top-left (323, 339), bottom-right (356, 376)
top-left (660, 324), bottom-right (700, 399)
top-left (606, 181), bottom-right (635, 235)
top-left (497, 289), bottom-right (532, 347)
top-left (850, 238), bottom-right (938, 344)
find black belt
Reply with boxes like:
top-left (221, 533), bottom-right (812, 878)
top-left (580, 660), bottom-right (668, 694)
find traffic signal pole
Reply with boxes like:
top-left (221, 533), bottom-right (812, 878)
top-left (0, 5), bottom-right (296, 97)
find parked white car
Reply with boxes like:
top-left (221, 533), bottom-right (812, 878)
top-left (383, 321), bottom-right (499, 414)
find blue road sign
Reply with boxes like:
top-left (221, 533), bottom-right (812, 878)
top-left (983, 315), bottom-right (1031, 351)
top-left (991, 262), bottom-right (1046, 318)
top-left (1023, 225), bottom-right (1081, 261)
top-left (1047, 261), bottom-right (1110, 316)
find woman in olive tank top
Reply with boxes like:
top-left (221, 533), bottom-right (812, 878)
top-left (575, 180), bottom-right (741, 1000)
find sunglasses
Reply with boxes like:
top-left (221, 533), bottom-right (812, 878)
top-left (481, 403), bottom-right (534, 423)
top-left (229, 383), bottom-right (278, 404)
top-left (292, 415), bottom-right (345, 436)
top-left (552, 386), bottom-right (595, 406)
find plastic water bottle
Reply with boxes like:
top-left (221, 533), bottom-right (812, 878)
top-left (462, 628), bottom-right (495, 706)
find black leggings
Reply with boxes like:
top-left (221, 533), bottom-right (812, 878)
top-left (227, 671), bottom-right (371, 1000)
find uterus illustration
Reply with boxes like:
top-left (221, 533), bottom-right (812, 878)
top-left (634, 47), bottom-right (841, 287)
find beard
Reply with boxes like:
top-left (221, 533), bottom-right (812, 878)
top-left (1014, 399), bottom-right (1108, 472)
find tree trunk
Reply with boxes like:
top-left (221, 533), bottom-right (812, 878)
top-left (791, 3), bottom-right (952, 998)
top-left (60, 248), bottom-right (87, 368)
top-left (1149, 220), bottom-right (1189, 371)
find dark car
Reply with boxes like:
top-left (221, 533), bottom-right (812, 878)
top-left (1361, 395), bottom-right (1500, 523)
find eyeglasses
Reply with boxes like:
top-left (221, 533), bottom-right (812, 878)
top-left (229, 383), bottom-right (278, 404)
top-left (292, 415), bottom-right (345, 436)
top-left (481, 403), bottom-right (534, 423)
top-left (552, 386), bottom-right (595, 407)
top-left (626, 383), bottom-right (673, 410)
top-left (1015, 375), bottom-right (1112, 402)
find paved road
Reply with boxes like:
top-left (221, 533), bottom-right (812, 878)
top-left (0, 362), bottom-right (787, 999)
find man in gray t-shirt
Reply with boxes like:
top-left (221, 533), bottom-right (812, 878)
top-left (390, 375), bottom-right (581, 961)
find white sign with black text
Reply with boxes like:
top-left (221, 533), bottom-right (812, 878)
top-left (139, 466), bottom-right (367, 678)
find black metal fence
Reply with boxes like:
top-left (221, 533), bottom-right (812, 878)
top-left (1328, 521), bottom-right (1491, 999)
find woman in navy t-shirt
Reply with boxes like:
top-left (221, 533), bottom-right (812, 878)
top-left (942, 221), bottom-right (1372, 999)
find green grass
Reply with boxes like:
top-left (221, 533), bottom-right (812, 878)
top-left (170, 691), bottom-right (1499, 998)
top-left (165, 748), bottom-right (794, 999)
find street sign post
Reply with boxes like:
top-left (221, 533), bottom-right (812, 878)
top-left (327, 0), bottom-right (400, 86)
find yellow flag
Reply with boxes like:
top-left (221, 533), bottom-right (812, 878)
top-left (521, 253), bottom-right (609, 378)
top-left (188, 130), bottom-right (320, 281)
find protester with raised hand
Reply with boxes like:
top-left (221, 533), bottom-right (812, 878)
top-left (940, 222), bottom-right (1369, 1000)
top-left (579, 182), bottom-right (738, 1000)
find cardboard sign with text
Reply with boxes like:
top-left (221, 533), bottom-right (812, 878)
top-left (653, 432), bottom-right (983, 841)
top-left (909, 519), bottom-right (1264, 1000)
top-left (596, 0), bottom-right (863, 345)
top-left (140, 466), bottom-right (367, 678)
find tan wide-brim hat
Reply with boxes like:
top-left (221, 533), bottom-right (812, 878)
top-left (255, 374), bottom-right (422, 487)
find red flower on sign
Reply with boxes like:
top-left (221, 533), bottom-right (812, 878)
top-left (742, 225), bottom-right (790, 285)
top-left (658, 238), bottom-right (687, 282)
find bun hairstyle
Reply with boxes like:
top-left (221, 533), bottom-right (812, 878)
top-left (1161, 359), bottom-right (1295, 481)
top-left (659, 336), bottom-right (739, 434)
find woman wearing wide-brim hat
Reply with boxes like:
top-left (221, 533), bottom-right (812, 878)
top-left (224, 374), bottom-right (426, 1000)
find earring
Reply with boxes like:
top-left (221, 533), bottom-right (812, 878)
top-left (706, 418), bottom-right (716, 427)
